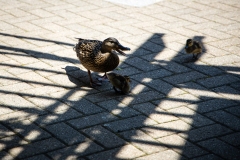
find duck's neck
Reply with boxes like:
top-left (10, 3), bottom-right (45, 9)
top-left (101, 44), bottom-right (108, 53)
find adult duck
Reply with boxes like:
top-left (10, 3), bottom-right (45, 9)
top-left (74, 37), bottom-right (130, 87)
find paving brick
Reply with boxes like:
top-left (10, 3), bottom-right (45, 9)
top-left (9, 138), bottom-right (65, 159)
top-left (64, 98), bottom-right (104, 115)
top-left (87, 144), bottom-right (145, 160)
top-left (178, 82), bottom-right (222, 100)
top-left (187, 98), bottom-right (237, 113)
top-left (14, 22), bottom-right (43, 32)
top-left (163, 71), bottom-right (207, 84)
top-left (68, 112), bottom-right (117, 129)
top-left (213, 85), bottom-right (240, 102)
top-left (205, 110), bottom-right (240, 131)
top-left (203, 54), bottom-right (240, 66)
top-left (142, 120), bottom-right (191, 138)
top-left (0, 109), bottom-right (45, 123)
top-left (0, 70), bottom-right (19, 86)
top-left (0, 151), bottom-right (14, 160)
top-left (186, 124), bottom-right (232, 142)
top-left (197, 74), bottom-right (239, 88)
top-left (225, 106), bottom-right (240, 118)
top-left (98, 99), bottom-right (139, 118)
top-left (191, 154), bottom-right (224, 160)
top-left (198, 138), bottom-right (240, 160)
top-left (28, 97), bottom-right (70, 113)
top-left (161, 61), bottom-right (191, 74)
top-left (0, 82), bottom-right (33, 95)
top-left (82, 125), bottom-right (125, 148)
top-left (104, 115), bottom-right (157, 132)
top-left (5, 119), bottom-right (51, 142)
top-left (118, 90), bottom-right (165, 105)
top-left (185, 62), bottom-right (224, 76)
top-left (144, 79), bottom-right (185, 96)
top-left (45, 122), bottom-right (86, 145)
top-left (152, 98), bottom-right (189, 110)
top-left (0, 106), bottom-right (14, 115)
top-left (203, 15), bottom-right (236, 25)
top-left (168, 106), bottom-right (214, 128)
top-left (0, 94), bottom-right (35, 109)
top-left (113, 65), bottom-right (142, 76)
top-left (32, 108), bottom-right (82, 126)
top-left (136, 149), bottom-right (181, 160)
top-left (125, 57), bottom-right (160, 71)
top-left (157, 134), bottom-right (208, 158)
top-left (0, 135), bottom-right (28, 150)
top-left (0, 123), bottom-right (15, 138)
top-left (220, 132), bottom-right (240, 147)
top-left (132, 102), bottom-right (178, 123)
top-left (141, 49), bottom-right (178, 61)
top-left (16, 71), bottom-right (54, 88)
top-left (48, 139), bottom-right (103, 159)
top-left (24, 154), bottom-right (51, 160)
top-left (21, 85), bottom-right (65, 97)
top-left (120, 129), bottom-right (167, 154)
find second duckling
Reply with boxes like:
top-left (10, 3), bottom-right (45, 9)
top-left (107, 73), bottom-right (131, 95)
top-left (185, 39), bottom-right (202, 60)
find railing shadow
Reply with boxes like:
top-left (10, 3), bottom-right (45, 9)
top-left (0, 32), bottom-right (240, 159)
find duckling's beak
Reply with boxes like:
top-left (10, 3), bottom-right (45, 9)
top-left (116, 44), bottom-right (131, 56)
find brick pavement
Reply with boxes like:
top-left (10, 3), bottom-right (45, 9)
top-left (0, 0), bottom-right (240, 159)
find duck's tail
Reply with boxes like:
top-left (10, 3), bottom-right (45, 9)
top-left (73, 38), bottom-right (83, 52)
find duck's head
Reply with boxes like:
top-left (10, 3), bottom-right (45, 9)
top-left (185, 39), bottom-right (193, 49)
top-left (123, 75), bottom-right (131, 83)
top-left (102, 37), bottom-right (130, 56)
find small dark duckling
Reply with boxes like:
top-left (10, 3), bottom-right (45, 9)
top-left (185, 39), bottom-right (202, 60)
top-left (107, 73), bottom-right (131, 94)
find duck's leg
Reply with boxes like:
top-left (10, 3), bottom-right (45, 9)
top-left (88, 70), bottom-right (102, 87)
top-left (192, 54), bottom-right (195, 59)
top-left (195, 52), bottom-right (201, 59)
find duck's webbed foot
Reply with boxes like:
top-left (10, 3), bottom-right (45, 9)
top-left (97, 73), bottom-right (109, 82)
top-left (192, 53), bottom-right (201, 60)
top-left (88, 70), bottom-right (102, 87)
top-left (113, 87), bottom-right (122, 93)
top-left (113, 87), bottom-right (127, 95)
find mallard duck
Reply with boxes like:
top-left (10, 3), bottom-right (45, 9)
top-left (107, 73), bottom-right (131, 94)
top-left (185, 39), bottom-right (202, 60)
top-left (74, 37), bottom-right (130, 87)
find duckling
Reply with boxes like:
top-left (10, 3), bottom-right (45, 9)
top-left (185, 39), bottom-right (202, 60)
top-left (107, 73), bottom-right (131, 94)
top-left (74, 37), bottom-right (130, 87)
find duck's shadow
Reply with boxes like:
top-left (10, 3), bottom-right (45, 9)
top-left (64, 66), bottom-right (112, 90)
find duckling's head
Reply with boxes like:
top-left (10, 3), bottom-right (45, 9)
top-left (102, 37), bottom-right (130, 56)
top-left (123, 75), bottom-right (131, 83)
top-left (185, 39), bottom-right (193, 49)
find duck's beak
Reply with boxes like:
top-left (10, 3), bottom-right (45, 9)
top-left (116, 44), bottom-right (131, 56)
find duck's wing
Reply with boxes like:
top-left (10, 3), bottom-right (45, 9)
top-left (115, 75), bottom-right (127, 90)
top-left (192, 41), bottom-right (202, 53)
top-left (194, 41), bottom-right (202, 49)
top-left (75, 39), bottom-right (102, 58)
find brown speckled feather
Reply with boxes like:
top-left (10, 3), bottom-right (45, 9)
top-left (74, 38), bottom-right (119, 73)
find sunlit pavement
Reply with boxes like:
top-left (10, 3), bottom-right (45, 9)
top-left (0, 0), bottom-right (240, 159)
